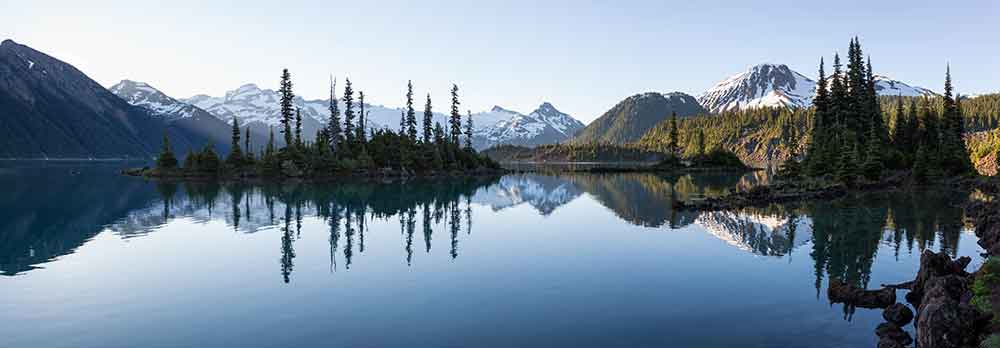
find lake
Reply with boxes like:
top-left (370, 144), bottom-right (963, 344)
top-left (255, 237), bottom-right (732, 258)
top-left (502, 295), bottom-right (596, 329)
top-left (0, 162), bottom-right (984, 347)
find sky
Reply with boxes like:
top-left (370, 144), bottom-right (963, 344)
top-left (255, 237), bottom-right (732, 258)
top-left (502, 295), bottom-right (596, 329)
top-left (4, 0), bottom-right (998, 123)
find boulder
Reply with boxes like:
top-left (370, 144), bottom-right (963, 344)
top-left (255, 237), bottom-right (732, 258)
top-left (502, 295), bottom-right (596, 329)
top-left (875, 322), bottom-right (912, 347)
top-left (883, 303), bottom-right (914, 326)
top-left (828, 278), bottom-right (895, 308)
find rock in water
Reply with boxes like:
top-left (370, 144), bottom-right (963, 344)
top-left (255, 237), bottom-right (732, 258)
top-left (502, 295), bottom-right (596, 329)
top-left (875, 322), bottom-right (913, 347)
top-left (828, 278), bottom-right (896, 308)
top-left (882, 303), bottom-right (914, 326)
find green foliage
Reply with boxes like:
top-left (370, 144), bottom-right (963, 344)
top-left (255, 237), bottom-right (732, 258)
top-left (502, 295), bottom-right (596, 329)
top-left (972, 257), bottom-right (1000, 323)
top-left (278, 69), bottom-right (295, 147)
top-left (156, 132), bottom-right (178, 170)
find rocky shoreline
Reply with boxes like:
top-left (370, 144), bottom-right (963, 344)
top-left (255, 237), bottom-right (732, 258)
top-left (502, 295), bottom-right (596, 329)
top-left (674, 172), bottom-right (1000, 347)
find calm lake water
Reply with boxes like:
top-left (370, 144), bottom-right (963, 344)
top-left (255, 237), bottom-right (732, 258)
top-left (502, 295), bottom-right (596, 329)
top-left (0, 162), bottom-right (984, 347)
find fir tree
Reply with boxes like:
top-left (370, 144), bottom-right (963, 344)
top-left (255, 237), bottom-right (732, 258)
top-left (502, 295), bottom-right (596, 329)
top-left (327, 76), bottom-right (342, 151)
top-left (279, 69), bottom-right (295, 148)
top-left (294, 108), bottom-right (303, 150)
top-left (807, 57), bottom-right (831, 176)
top-left (405, 81), bottom-right (418, 142)
top-left (862, 124), bottom-right (884, 180)
top-left (358, 91), bottom-right (367, 144)
top-left (940, 65), bottom-right (972, 174)
top-left (668, 111), bottom-right (679, 156)
top-left (244, 126), bottom-right (252, 160)
top-left (227, 116), bottom-right (244, 166)
top-left (449, 84), bottom-right (461, 144)
top-left (343, 78), bottom-right (355, 150)
top-left (157, 131), bottom-right (178, 169)
top-left (695, 128), bottom-right (706, 157)
top-left (464, 110), bottom-right (474, 150)
top-left (423, 94), bottom-right (433, 144)
top-left (837, 143), bottom-right (860, 185)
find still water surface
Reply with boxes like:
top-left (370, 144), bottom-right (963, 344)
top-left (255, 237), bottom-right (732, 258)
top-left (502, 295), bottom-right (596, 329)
top-left (0, 162), bottom-right (984, 347)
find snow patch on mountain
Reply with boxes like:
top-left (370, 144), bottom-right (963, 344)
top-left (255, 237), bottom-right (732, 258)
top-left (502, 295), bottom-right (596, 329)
top-left (110, 80), bottom-right (199, 120)
top-left (699, 63), bottom-right (817, 113)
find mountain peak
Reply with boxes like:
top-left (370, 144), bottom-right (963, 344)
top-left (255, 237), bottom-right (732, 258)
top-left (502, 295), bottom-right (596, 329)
top-left (1, 39), bottom-right (15, 47)
top-left (699, 63), bottom-right (816, 113)
top-left (491, 105), bottom-right (516, 113)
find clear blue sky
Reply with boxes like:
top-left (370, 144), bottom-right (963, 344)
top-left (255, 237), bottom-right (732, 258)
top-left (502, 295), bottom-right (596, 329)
top-left (4, 0), bottom-right (997, 123)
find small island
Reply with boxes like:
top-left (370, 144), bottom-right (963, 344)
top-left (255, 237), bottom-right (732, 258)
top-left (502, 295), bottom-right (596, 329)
top-left (125, 74), bottom-right (503, 180)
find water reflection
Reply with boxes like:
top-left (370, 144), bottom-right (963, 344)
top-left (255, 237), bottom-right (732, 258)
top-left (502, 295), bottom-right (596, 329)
top-left (0, 163), bottom-right (983, 347)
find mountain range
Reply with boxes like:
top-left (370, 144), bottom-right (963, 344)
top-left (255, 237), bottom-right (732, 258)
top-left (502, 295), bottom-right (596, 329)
top-left (1, 39), bottom-right (951, 159)
top-left (0, 39), bottom-right (230, 159)
top-left (569, 92), bottom-right (706, 145)
top-left (697, 63), bottom-right (937, 114)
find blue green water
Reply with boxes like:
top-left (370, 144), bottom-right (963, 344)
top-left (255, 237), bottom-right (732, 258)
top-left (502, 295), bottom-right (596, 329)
top-left (0, 162), bottom-right (983, 347)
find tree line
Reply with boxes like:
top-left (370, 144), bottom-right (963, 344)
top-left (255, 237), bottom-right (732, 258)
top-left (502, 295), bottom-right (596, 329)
top-left (792, 38), bottom-right (972, 183)
top-left (154, 69), bottom-right (500, 177)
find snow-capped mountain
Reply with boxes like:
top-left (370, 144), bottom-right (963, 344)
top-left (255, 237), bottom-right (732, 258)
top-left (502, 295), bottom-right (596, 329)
top-left (111, 80), bottom-right (214, 121)
top-left (471, 174), bottom-right (583, 214)
top-left (699, 63), bottom-right (817, 113)
top-left (695, 211), bottom-right (813, 256)
top-left (699, 64), bottom-right (938, 113)
top-left (872, 75), bottom-right (936, 97)
top-left (183, 83), bottom-right (583, 150)
top-left (472, 103), bottom-right (584, 149)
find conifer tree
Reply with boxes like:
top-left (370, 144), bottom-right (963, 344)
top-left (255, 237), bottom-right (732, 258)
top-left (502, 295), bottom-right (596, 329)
top-left (157, 131), bottom-right (178, 169)
top-left (279, 69), bottom-right (295, 148)
top-left (837, 143), bottom-right (860, 185)
top-left (343, 78), bottom-right (356, 150)
top-left (940, 65), bottom-right (972, 174)
top-left (807, 57), bottom-right (831, 176)
top-left (695, 129), bottom-right (705, 157)
top-left (227, 116), bottom-right (244, 166)
top-left (668, 111), bottom-right (679, 156)
top-left (423, 94), bottom-right (433, 143)
top-left (405, 81), bottom-right (418, 142)
top-left (244, 126), bottom-right (252, 160)
top-left (327, 76), bottom-right (342, 151)
top-left (183, 148), bottom-right (197, 170)
top-left (449, 84), bottom-right (461, 144)
top-left (294, 107), bottom-right (303, 150)
top-left (358, 91), bottom-right (367, 144)
top-left (464, 110), bottom-right (474, 151)
top-left (862, 124), bottom-right (884, 180)
top-left (266, 127), bottom-right (276, 157)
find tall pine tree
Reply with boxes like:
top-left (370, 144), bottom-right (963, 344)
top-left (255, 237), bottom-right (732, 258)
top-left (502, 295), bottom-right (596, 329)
top-left (405, 81), bottom-right (418, 142)
top-left (327, 76), bottom-right (342, 152)
top-left (423, 94), bottom-right (433, 144)
top-left (464, 110), bottom-right (474, 150)
top-left (343, 78), bottom-right (355, 151)
top-left (278, 69), bottom-right (295, 148)
top-left (227, 116), bottom-right (244, 166)
top-left (449, 84), bottom-right (461, 144)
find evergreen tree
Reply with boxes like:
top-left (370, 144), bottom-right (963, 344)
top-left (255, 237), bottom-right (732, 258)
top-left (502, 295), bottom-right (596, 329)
top-left (829, 53), bottom-right (848, 137)
top-left (913, 144), bottom-right (930, 183)
top-left (358, 91), bottom-right (367, 144)
top-left (837, 143), bottom-right (860, 185)
top-left (668, 111), bottom-right (679, 156)
top-left (862, 125), bottom-right (884, 180)
top-left (343, 78), bottom-right (356, 151)
top-left (449, 84), bottom-right (461, 144)
top-left (940, 65), bottom-right (972, 175)
top-left (183, 148), bottom-right (197, 170)
top-left (157, 131), bottom-right (178, 169)
top-left (464, 110), bottom-right (474, 151)
top-left (695, 128), bottom-right (706, 157)
top-left (807, 57), bottom-right (832, 176)
top-left (405, 81), bottom-right (418, 142)
top-left (244, 126), bottom-right (253, 160)
top-left (294, 107), bottom-right (303, 150)
top-left (279, 69), bottom-right (295, 147)
top-left (327, 77), bottom-right (342, 151)
top-left (423, 94), bottom-right (433, 144)
top-left (227, 116), bottom-right (244, 166)
top-left (266, 127), bottom-right (276, 157)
